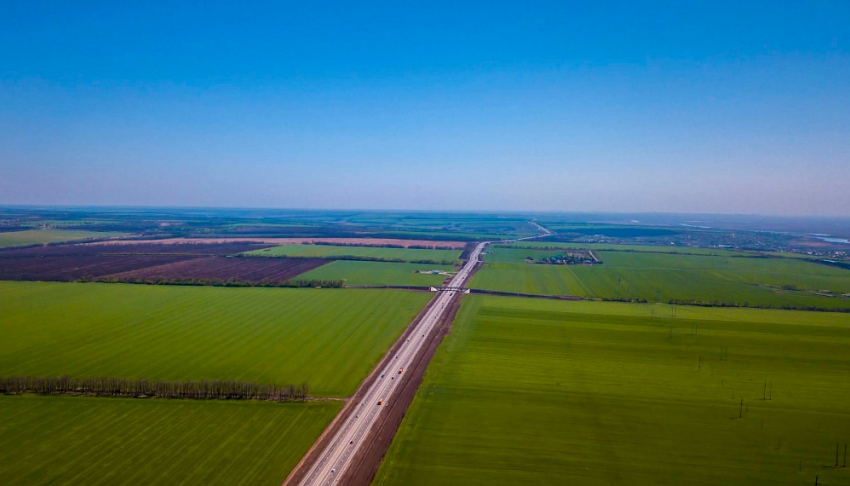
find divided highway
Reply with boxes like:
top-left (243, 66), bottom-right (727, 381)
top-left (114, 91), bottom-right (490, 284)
top-left (295, 242), bottom-right (488, 486)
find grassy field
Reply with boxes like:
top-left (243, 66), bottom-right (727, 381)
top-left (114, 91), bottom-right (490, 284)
top-left (472, 247), bottom-right (850, 309)
top-left (0, 229), bottom-right (124, 248)
top-left (244, 244), bottom-right (460, 263)
top-left (375, 295), bottom-right (850, 485)
top-left (296, 260), bottom-right (454, 287)
top-left (0, 282), bottom-right (430, 397)
top-left (492, 242), bottom-right (744, 256)
top-left (0, 395), bottom-right (339, 485)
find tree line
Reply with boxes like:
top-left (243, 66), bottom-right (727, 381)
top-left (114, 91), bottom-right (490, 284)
top-left (0, 375), bottom-right (311, 401)
top-left (666, 298), bottom-right (850, 313)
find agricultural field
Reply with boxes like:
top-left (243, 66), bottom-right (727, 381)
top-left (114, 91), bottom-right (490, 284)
top-left (471, 247), bottom-right (850, 310)
top-left (296, 260), bottom-right (454, 287)
top-left (93, 237), bottom-right (466, 249)
top-left (0, 243), bottom-right (273, 282)
top-left (0, 395), bottom-right (339, 485)
top-left (244, 244), bottom-right (461, 263)
top-left (0, 282), bottom-right (431, 397)
top-left (103, 256), bottom-right (328, 285)
top-left (0, 229), bottom-right (125, 248)
top-left (375, 295), bottom-right (850, 485)
top-left (495, 242), bottom-right (744, 256)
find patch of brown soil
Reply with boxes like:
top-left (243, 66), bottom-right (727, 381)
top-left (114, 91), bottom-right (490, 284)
top-left (87, 237), bottom-right (466, 249)
top-left (103, 256), bottom-right (328, 284)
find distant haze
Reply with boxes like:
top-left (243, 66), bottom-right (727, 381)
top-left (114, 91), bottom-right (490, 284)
top-left (1, 2), bottom-right (848, 216)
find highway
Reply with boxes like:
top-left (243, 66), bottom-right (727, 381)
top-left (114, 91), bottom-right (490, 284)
top-left (296, 241), bottom-right (488, 486)
top-left (529, 220), bottom-right (553, 236)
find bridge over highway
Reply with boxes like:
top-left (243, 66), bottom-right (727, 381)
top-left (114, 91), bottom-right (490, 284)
top-left (430, 286), bottom-right (470, 293)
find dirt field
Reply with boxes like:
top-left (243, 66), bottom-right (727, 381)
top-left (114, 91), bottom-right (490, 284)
top-left (0, 243), bottom-right (274, 282)
top-left (105, 256), bottom-right (329, 284)
top-left (0, 255), bottom-right (195, 281)
top-left (0, 242), bottom-right (270, 257)
top-left (88, 237), bottom-right (467, 249)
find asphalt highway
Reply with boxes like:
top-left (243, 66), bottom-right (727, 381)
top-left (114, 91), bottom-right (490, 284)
top-left (297, 241), bottom-right (488, 486)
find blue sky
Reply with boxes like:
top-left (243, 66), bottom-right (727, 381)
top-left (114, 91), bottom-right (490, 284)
top-left (1, 1), bottom-right (848, 215)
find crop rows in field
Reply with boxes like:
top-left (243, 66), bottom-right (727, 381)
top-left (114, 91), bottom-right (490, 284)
top-left (375, 295), bottom-right (850, 485)
top-left (472, 246), bottom-right (850, 310)
top-left (296, 260), bottom-right (454, 287)
top-left (0, 281), bottom-right (431, 397)
top-left (0, 395), bottom-right (340, 486)
top-left (0, 243), bottom-right (303, 283)
top-left (0, 254), bottom-right (195, 281)
top-left (491, 241), bottom-right (745, 256)
top-left (103, 256), bottom-right (329, 285)
top-left (244, 244), bottom-right (461, 263)
top-left (0, 229), bottom-right (126, 248)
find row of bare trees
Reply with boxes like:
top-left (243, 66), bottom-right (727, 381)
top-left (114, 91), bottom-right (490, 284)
top-left (0, 376), bottom-right (310, 401)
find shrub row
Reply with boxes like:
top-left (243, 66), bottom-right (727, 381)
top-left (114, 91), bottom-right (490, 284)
top-left (0, 375), bottom-right (311, 401)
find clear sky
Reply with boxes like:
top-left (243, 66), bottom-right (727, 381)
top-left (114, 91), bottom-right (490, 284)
top-left (1, 1), bottom-right (848, 215)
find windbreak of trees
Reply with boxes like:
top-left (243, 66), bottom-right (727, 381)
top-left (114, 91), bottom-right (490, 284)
top-left (91, 277), bottom-right (344, 288)
top-left (0, 376), bottom-right (311, 401)
top-left (666, 298), bottom-right (850, 313)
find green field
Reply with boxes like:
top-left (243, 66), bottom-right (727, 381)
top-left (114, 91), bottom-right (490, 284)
top-left (244, 244), bottom-right (461, 263)
top-left (0, 282), bottom-right (430, 397)
top-left (0, 395), bottom-right (339, 485)
top-left (492, 242), bottom-right (744, 256)
top-left (296, 260), bottom-right (454, 287)
top-left (0, 229), bottom-right (125, 248)
top-left (375, 296), bottom-right (850, 485)
top-left (472, 247), bottom-right (850, 309)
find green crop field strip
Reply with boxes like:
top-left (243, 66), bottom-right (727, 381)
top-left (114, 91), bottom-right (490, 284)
top-left (471, 247), bottom-right (850, 309)
top-left (469, 262), bottom-right (589, 295)
top-left (244, 244), bottom-right (461, 263)
top-left (296, 260), bottom-right (454, 287)
top-left (0, 282), bottom-right (430, 397)
top-left (0, 229), bottom-right (126, 248)
top-left (493, 242), bottom-right (745, 256)
top-left (0, 395), bottom-right (339, 485)
top-left (375, 295), bottom-right (850, 485)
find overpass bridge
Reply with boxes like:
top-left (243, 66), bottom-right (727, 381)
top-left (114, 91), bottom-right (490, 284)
top-left (429, 286), bottom-right (470, 293)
